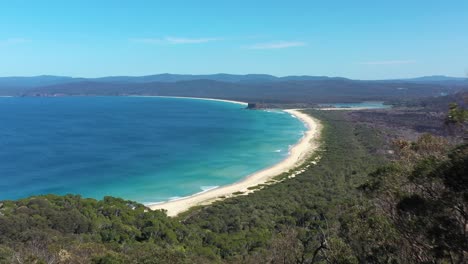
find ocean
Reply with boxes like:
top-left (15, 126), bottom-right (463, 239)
top-left (0, 96), bottom-right (306, 204)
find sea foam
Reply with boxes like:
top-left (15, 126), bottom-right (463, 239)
top-left (200, 186), bottom-right (219, 192)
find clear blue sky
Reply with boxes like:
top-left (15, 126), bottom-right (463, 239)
top-left (1, 0), bottom-right (467, 79)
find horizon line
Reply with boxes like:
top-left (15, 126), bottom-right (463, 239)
top-left (0, 73), bottom-right (466, 81)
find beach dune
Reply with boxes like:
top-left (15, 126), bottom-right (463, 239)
top-left (148, 105), bottom-right (321, 217)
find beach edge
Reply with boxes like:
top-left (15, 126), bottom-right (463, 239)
top-left (130, 95), bottom-right (248, 106)
top-left (148, 107), bottom-right (321, 217)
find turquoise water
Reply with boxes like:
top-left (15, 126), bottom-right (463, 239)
top-left (319, 101), bottom-right (391, 109)
top-left (0, 96), bottom-right (305, 203)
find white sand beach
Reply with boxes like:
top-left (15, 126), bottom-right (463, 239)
top-left (317, 107), bottom-right (380, 110)
top-left (148, 106), bottom-right (321, 216)
top-left (131, 95), bottom-right (248, 106)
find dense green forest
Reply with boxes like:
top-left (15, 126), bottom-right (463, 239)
top-left (0, 110), bottom-right (466, 263)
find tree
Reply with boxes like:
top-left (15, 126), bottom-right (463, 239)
top-left (362, 136), bottom-right (467, 263)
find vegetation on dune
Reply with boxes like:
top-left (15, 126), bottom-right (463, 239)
top-left (0, 109), bottom-right (466, 263)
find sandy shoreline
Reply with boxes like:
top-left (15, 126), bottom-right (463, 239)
top-left (148, 105), bottom-right (321, 216)
top-left (130, 95), bottom-right (248, 106)
top-left (317, 107), bottom-right (388, 110)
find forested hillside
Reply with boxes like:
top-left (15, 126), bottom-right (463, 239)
top-left (0, 110), bottom-right (466, 263)
top-left (1, 74), bottom-right (467, 104)
top-left (18, 80), bottom-right (466, 104)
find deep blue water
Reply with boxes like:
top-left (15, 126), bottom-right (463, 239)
top-left (0, 96), bottom-right (305, 203)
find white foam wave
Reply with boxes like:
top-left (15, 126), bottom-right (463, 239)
top-left (144, 201), bottom-right (164, 206)
top-left (274, 149), bottom-right (282, 152)
top-left (145, 186), bottom-right (220, 206)
top-left (264, 110), bottom-right (285, 114)
top-left (287, 144), bottom-right (293, 155)
top-left (200, 186), bottom-right (219, 192)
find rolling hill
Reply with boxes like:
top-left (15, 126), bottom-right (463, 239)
top-left (1, 74), bottom-right (467, 103)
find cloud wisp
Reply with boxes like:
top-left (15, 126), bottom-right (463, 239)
top-left (360, 60), bottom-right (416, 65)
top-left (131, 37), bottom-right (307, 50)
top-left (131, 37), bottom-right (220, 45)
top-left (245, 41), bottom-right (306, 50)
top-left (165, 37), bottom-right (220, 44)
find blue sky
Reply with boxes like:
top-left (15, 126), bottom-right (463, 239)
top-left (1, 0), bottom-right (467, 79)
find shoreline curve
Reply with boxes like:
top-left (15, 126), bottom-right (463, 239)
top-left (147, 101), bottom-right (321, 217)
top-left (130, 95), bottom-right (248, 106)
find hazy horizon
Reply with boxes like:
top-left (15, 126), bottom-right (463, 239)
top-left (0, 73), bottom-right (466, 81)
top-left (1, 1), bottom-right (467, 79)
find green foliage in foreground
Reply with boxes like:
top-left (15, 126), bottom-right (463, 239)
top-left (447, 102), bottom-right (468, 125)
top-left (0, 110), bottom-right (466, 263)
top-left (360, 135), bottom-right (467, 263)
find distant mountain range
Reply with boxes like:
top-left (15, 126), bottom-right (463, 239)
top-left (0, 74), bottom-right (353, 87)
top-left (0, 74), bottom-right (467, 103)
top-left (380, 75), bottom-right (468, 84)
top-left (2, 74), bottom-right (466, 88)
